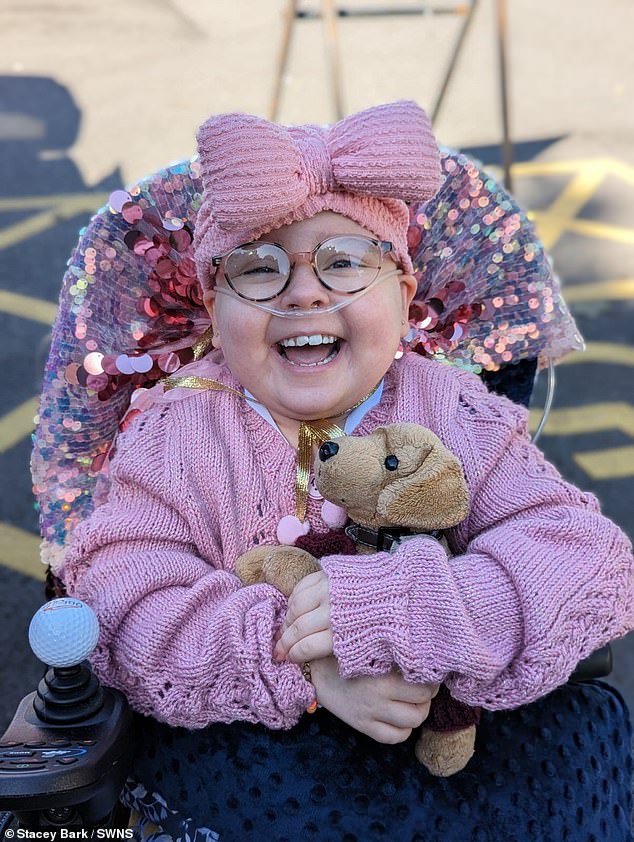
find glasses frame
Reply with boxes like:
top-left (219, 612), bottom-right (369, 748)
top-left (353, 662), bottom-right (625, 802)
top-left (211, 236), bottom-right (394, 303)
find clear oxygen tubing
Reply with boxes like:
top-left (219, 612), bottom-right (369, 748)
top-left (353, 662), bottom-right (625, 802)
top-left (212, 270), bottom-right (403, 317)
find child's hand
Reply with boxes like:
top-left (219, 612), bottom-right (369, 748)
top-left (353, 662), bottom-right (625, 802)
top-left (311, 657), bottom-right (440, 744)
top-left (273, 570), bottom-right (333, 663)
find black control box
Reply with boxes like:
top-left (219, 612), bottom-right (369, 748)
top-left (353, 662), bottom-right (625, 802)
top-left (0, 687), bottom-right (135, 828)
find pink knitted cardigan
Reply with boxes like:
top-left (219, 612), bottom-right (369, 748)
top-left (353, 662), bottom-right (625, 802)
top-left (64, 354), bottom-right (634, 730)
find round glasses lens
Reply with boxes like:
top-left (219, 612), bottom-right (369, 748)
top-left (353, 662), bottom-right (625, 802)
top-left (315, 236), bottom-right (382, 293)
top-left (224, 243), bottom-right (290, 300)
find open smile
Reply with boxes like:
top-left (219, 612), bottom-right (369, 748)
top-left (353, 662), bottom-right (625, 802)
top-left (275, 333), bottom-right (343, 368)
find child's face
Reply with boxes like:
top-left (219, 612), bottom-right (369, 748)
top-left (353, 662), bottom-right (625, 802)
top-left (204, 211), bottom-right (417, 431)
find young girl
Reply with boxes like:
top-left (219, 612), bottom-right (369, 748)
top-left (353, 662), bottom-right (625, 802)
top-left (61, 101), bottom-right (634, 839)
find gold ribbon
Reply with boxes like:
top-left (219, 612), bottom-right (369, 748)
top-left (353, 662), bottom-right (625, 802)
top-left (192, 326), bottom-right (215, 361)
top-left (163, 375), bottom-right (245, 399)
top-left (296, 419), bottom-right (344, 522)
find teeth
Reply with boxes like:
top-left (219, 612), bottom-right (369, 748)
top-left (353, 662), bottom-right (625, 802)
top-left (280, 334), bottom-right (337, 348)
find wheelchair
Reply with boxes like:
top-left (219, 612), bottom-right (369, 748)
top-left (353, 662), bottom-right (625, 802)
top-left (0, 149), bottom-right (631, 840)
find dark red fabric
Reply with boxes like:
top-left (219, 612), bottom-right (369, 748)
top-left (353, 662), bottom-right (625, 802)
top-left (426, 684), bottom-right (481, 732)
top-left (295, 530), bottom-right (358, 558)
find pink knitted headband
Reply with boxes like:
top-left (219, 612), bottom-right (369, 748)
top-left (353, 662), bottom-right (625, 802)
top-left (193, 100), bottom-right (442, 292)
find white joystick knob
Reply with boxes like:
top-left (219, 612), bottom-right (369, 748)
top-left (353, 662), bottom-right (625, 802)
top-left (29, 597), bottom-right (99, 667)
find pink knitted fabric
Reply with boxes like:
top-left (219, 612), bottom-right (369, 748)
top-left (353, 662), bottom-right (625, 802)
top-left (193, 101), bottom-right (442, 291)
top-left (63, 354), bottom-right (634, 729)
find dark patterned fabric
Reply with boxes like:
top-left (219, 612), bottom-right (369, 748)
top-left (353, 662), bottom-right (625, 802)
top-left (125, 681), bottom-right (633, 841)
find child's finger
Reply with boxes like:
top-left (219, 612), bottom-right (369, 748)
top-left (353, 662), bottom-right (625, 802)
top-left (273, 606), bottom-right (331, 659)
top-left (285, 629), bottom-right (334, 664)
top-left (376, 700), bottom-right (431, 731)
top-left (390, 681), bottom-right (440, 705)
top-left (282, 594), bottom-right (318, 634)
top-left (274, 610), bottom-right (329, 660)
top-left (285, 572), bottom-right (329, 624)
top-left (290, 570), bottom-right (328, 595)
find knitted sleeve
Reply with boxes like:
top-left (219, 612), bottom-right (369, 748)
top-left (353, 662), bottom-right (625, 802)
top-left (63, 406), bottom-right (314, 730)
top-left (320, 375), bottom-right (634, 710)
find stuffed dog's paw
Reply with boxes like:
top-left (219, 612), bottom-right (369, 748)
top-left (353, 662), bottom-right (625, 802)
top-left (235, 546), bottom-right (320, 597)
top-left (414, 724), bottom-right (476, 777)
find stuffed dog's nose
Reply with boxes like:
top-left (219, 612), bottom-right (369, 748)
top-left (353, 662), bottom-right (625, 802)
top-left (318, 441), bottom-right (339, 462)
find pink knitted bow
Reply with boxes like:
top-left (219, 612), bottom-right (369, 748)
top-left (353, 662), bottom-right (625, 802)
top-left (193, 101), bottom-right (442, 290)
top-left (196, 100), bottom-right (441, 233)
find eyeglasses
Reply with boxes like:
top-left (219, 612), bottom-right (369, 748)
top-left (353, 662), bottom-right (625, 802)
top-left (212, 235), bottom-right (394, 302)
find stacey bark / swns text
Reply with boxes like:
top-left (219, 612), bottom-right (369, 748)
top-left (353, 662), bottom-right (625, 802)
top-left (3, 830), bottom-right (134, 840)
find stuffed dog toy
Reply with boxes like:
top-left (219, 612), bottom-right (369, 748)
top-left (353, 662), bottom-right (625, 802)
top-left (236, 422), bottom-right (479, 777)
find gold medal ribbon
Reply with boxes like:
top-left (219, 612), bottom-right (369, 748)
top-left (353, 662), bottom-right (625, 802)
top-left (296, 419), bottom-right (344, 522)
top-left (163, 375), bottom-right (245, 399)
top-left (192, 326), bottom-right (216, 360)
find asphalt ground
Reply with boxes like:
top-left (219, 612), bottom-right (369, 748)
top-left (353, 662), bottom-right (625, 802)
top-left (0, 0), bottom-right (633, 736)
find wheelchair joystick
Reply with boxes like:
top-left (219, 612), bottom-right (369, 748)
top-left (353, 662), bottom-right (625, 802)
top-left (0, 598), bottom-right (135, 829)
top-left (28, 598), bottom-right (104, 725)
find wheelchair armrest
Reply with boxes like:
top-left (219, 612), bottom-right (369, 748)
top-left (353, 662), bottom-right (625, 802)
top-left (570, 644), bottom-right (613, 682)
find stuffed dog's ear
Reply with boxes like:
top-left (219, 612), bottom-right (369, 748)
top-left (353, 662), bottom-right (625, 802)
top-left (376, 428), bottom-right (470, 530)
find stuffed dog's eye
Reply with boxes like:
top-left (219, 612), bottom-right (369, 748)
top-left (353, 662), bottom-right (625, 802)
top-left (384, 455), bottom-right (399, 471)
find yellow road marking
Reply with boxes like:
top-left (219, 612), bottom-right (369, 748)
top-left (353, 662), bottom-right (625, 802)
top-left (0, 397), bottom-right (39, 453)
top-left (563, 218), bottom-right (634, 245)
top-left (563, 279), bottom-right (634, 302)
top-left (0, 290), bottom-right (57, 324)
top-left (0, 195), bottom-right (105, 251)
top-left (529, 168), bottom-right (607, 251)
top-left (0, 192), bottom-right (108, 212)
top-left (512, 157), bottom-right (634, 184)
top-left (558, 342), bottom-right (634, 367)
top-left (602, 159), bottom-right (634, 189)
top-left (531, 210), bottom-right (634, 247)
top-left (529, 402), bottom-right (634, 436)
top-left (514, 157), bottom-right (634, 251)
top-left (574, 446), bottom-right (634, 479)
top-left (529, 403), bottom-right (634, 480)
top-left (0, 522), bottom-right (44, 580)
top-left (512, 158), bottom-right (612, 177)
top-left (0, 209), bottom-right (61, 250)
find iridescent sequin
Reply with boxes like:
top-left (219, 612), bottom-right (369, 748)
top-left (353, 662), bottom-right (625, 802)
top-left (32, 150), bottom-right (583, 571)
top-left (404, 147), bottom-right (583, 371)
top-left (32, 157), bottom-right (208, 568)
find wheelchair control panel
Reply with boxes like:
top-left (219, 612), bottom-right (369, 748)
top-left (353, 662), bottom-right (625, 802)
top-left (0, 599), bottom-right (136, 829)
